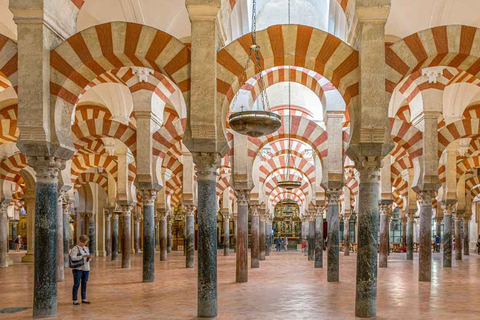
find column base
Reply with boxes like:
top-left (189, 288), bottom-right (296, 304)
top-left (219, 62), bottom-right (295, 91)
top-left (6, 254), bottom-right (13, 266)
top-left (22, 253), bottom-right (35, 263)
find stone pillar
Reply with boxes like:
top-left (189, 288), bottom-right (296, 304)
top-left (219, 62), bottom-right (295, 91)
top-left (11, 220), bottom-right (18, 240)
top-left (105, 211), bottom-right (112, 257)
top-left (266, 218), bottom-right (272, 256)
top-left (193, 153), bottom-right (220, 318)
top-left (418, 191), bottom-right (434, 282)
top-left (167, 215), bottom-right (172, 253)
top-left (139, 189), bottom-right (157, 282)
top-left (315, 206), bottom-right (324, 268)
top-left (442, 203), bottom-right (454, 267)
top-left (235, 190), bottom-right (249, 282)
top-left (111, 212), bottom-right (120, 261)
top-left (55, 193), bottom-right (64, 282)
top-left (401, 216), bottom-right (407, 248)
top-left (308, 215), bottom-right (315, 261)
top-left (158, 210), bottom-right (168, 261)
top-left (250, 205), bottom-right (259, 268)
top-left (184, 205), bottom-right (195, 268)
top-left (435, 217), bottom-right (442, 244)
top-left (464, 216), bottom-right (470, 256)
top-left (327, 189), bottom-right (341, 282)
top-left (30, 157), bottom-right (65, 318)
top-left (454, 213), bottom-right (462, 261)
top-left (303, 218), bottom-right (309, 257)
top-left (233, 214), bottom-right (237, 253)
top-left (223, 213), bottom-right (230, 256)
top-left (120, 205), bottom-right (133, 268)
top-left (87, 213), bottom-right (96, 256)
top-left (63, 201), bottom-right (71, 267)
top-left (354, 158), bottom-right (382, 318)
top-left (22, 193), bottom-right (35, 263)
top-left (259, 215), bottom-right (265, 260)
top-left (0, 202), bottom-right (9, 268)
top-left (134, 211), bottom-right (142, 254)
top-left (406, 213), bottom-right (414, 260)
top-left (379, 202), bottom-right (392, 268)
top-left (343, 215), bottom-right (350, 256)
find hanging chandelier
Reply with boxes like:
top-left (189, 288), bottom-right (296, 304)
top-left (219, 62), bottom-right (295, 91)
top-left (227, 0), bottom-right (281, 137)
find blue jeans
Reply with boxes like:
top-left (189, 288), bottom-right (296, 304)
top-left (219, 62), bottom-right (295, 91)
top-left (72, 269), bottom-right (89, 301)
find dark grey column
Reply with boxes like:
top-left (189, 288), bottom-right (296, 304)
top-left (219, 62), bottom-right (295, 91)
top-left (56, 195), bottom-right (64, 282)
top-left (235, 190), bottom-right (249, 282)
top-left (379, 203), bottom-right (391, 268)
top-left (185, 206), bottom-right (195, 268)
top-left (167, 216), bottom-right (172, 253)
top-left (354, 160), bottom-right (381, 318)
top-left (443, 212), bottom-right (452, 267)
top-left (402, 216), bottom-right (407, 249)
top-left (303, 220), bottom-right (309, 256)
top-left (308, 218), bottom-right (315, 261)
top-left (134, 214), bottom-right (141, 254)
top-left (105, 211), bottom-right (111, 257)
top-left (194, 154), bottom-right (220, 318)
top-left (344, 215), bottom-right (350, 256)
top-left (63, 203), bottom-right (70, 267)
top-left (455, 214), bottom-right (462, 261)
top-left (418, 191), bottom-right (434, 282)
top-left (327, 190), bottom-right (341, 282)
top-left (435, 217), bottom-right (442, 247)
top-left (464, 217), bottom-right (470, 256)
top-left (233, 216), bottom-right (237, 253)
top-left (406, 214), bottom-right (414, 260)
top-left (223, 214), bottom-right (230, 256)
top-left (265, 219), bottom-right (271, 256)
top-left (112, 213), bottom-right (120, 261)
top-left (159, 212), bottom-right (168, 261)
top-left (120, 205), bottom-right (133, 268)
top-left (140, 189), bottom-right (157, 283)
top-left (87, 213), bottom-right (95, 256)
top-left (0, 203), bottom-right (8, 268)
top-left (251, 206), bottom-right (259, 268)
top-left (12, 220), bottom-right (18, 240)
top-left (259, 217), bottom-right (265, 260)
top-left (315, 212), bottom-right (324, 268)
top-left (31, 157), bottom-right (65, 318)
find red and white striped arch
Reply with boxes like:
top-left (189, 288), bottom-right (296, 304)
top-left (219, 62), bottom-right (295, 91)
top-left (389, 118), bottom-right (423, 159)
top-left (217, 25), bottom-right (359, 114)
top-left (267, 139), bottom-right (314, 160)
top-left (270, 190), bottom-right (305, 207)
top-left (248, 115), bottom-right (328, 161)
top-left (264, 172), bottom-right (310, 198)
top-left (0, 153), bottom-right (27, 182)
top-left (456, 156), bottom-right (480, 180)
top-left (74, 103), bottom-right (113, 123)
top-left (71, 153), bottom-right (118, 183)
top-left (438, 119), bottom-right (480, 155)
top-left (0, 34), bottom-right (17, 92)
top-left (0, 103), bottom-right (17, 120)
top-left (259, 154), bottom-right (316, 185)
top-left (74, 172), bottom-right (108, 194)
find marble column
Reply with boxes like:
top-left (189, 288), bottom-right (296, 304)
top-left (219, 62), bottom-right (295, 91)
top-left (12, 220), bottom-right (18, 240)
top-left (343, 215), bottom-right (350, 256)
top-left (31, 157), bottom-right (65, 318)
top-left (233, 215), bottom-right (237, 253)
top-left (464, 217), bottom-right (470, 256)
top-left (454, 213), bottom-right (462, 261)
top-left (235, 190), bottom-right (249, 282)
top-left (159, 211), bottom-right (168, 261)
top-left (418, 191), bottom-right (434, 282)
top-left (167, 215), bottom-right (172, 253)
top-left (315, 207), bottom-right (324, 268)
top-left (111, 212), bottom-right (120, 262)
top-left (327, 190), bottom-right (341, 282)
top-left (266, 219), bottom-right (272, 256)
top-left (308, 216), bottom-right (315, 261)
top-left (194, 153), bottom-right (220, 318)
top-left (435, 217), bottom-right (442, 244)
top-left (63, 202), bottom-right (71, 267)
top-left (134, 212), bottom-right (141, 254)
top-left (55, 194), bottom-right (64, 282)
top-left (223, 213), bottom-right (230, 256)
top-left (259, 216), bottom-right (265, 261)
top-left (303, 219), bottom-right (309, 257)
top-left (185, 206), bottom-right (195, 268)
top-left (120, 205), bottom-right (133, 268)
top-left (87, 213), bottom-right (96, 256)
top-left (406, 213), bottom-right (414, 260)
top-left (379, 203), bottom-right (392, 268)
top-left (21, 194), bottom-right (35, 263)
top-left (401, 216), bottom-right (407, 248)
top-left (139, 189), bottom-right (157, 282)
top-left (355, 159), bottom-right (381, 318)
top-left (442, 204), bottom-right (453, 267)
top-left (250, 206), bottom-right (260, 268)
top-left (105, 211), bottom-right (112, 257)
top-left (0, 202), bottom-right (9, 268)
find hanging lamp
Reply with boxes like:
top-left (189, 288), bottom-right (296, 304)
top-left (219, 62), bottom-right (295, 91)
top-left (228, 0), bottom-right (281, 137)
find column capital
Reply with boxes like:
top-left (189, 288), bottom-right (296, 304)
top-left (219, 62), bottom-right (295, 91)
top-left (133, 211), bottom-right (143, 221)
top-left (193, 153), bottom-right (221, 181)
top-left (441, 200), bottom-right (457, 216)
top-left (27, 156), bottom-right (66, 183)
top-left (354, 156), bottom-right (382, 183)
top-left (156, 209), bottom-right (168, 220)
top-left (138, 189), bottom-right (158, 206)
top-left (120, 205), bottom-right (134, 217)
top-left (85, 212), bottom-right (95, 219)
top-left (327, 189), bottom-right (342, 205)
top-left (379, 201), bottom-right (393, 217)
top-left (417, 190), bottom-right (435, 206)
top-left (249, 204), bottom-right (260, 217)
top-left (183, 205), bottom-right (197, 217)
top-left (234, 189), bottom-right (250, 206)
top-left (314, 205), bottom-right (325, 216)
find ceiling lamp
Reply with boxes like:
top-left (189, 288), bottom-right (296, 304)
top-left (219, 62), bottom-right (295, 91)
top-left (277, 180), bottom-right (302, 190)
top-left (228, 0), bottom-right (281, 137)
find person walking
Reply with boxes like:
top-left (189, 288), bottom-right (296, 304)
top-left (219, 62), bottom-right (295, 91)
top-left (435, 234), bottom-right (441, 252)
top-left (477, 235), bottom-right (480, 255)
top-left (14, 235), bottom-right (22, 252)
top-left (283, 236), bottom-right (288, 252)
top-left (276, 237), bottom-right (282, 252)
top-left (70, 234), bottom-right (92, 305)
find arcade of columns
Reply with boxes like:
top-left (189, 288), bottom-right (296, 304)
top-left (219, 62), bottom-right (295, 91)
top-left (1, 0), bottom-right (480, 319)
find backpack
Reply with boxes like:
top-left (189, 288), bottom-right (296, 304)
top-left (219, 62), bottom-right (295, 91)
top-left (69, 246), bottom-right (85, 269)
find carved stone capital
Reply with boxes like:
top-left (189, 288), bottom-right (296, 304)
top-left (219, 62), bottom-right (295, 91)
top-left (183, 205), bottom-right (196, 217)
top-left (441, 200), bottom-right (457, 216)
top-left (120, 205), bottom-right (134, 217)
top-left (193, 152), bottom-right (221, 181)
top-left (28, 156), bottom-right (66, 183)
top-left (417, 190), bottom-right (435, 206)
top-left (157, 209), bottom-right (168, 220)
top-left (379, 203), bottom-right (392, 217)
top-left (327, 189), bottom-right (342, 205)
top-left (314, 205), bottom-right (325, 216)
top-left (235, 189), bottom-right (250, 206)
top-left (138, 189), bottom-right (158, 206)
top-left (249, 204), bottom-right (259, 216)
top-left (355, 156), bottom-right (382, 183)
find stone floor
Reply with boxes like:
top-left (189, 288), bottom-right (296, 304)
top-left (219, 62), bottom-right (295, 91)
top-left (1, 250), bottom-right (480, 319)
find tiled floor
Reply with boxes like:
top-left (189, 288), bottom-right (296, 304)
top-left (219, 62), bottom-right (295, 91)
top-left (1, 250), bottom-right (480, 319)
